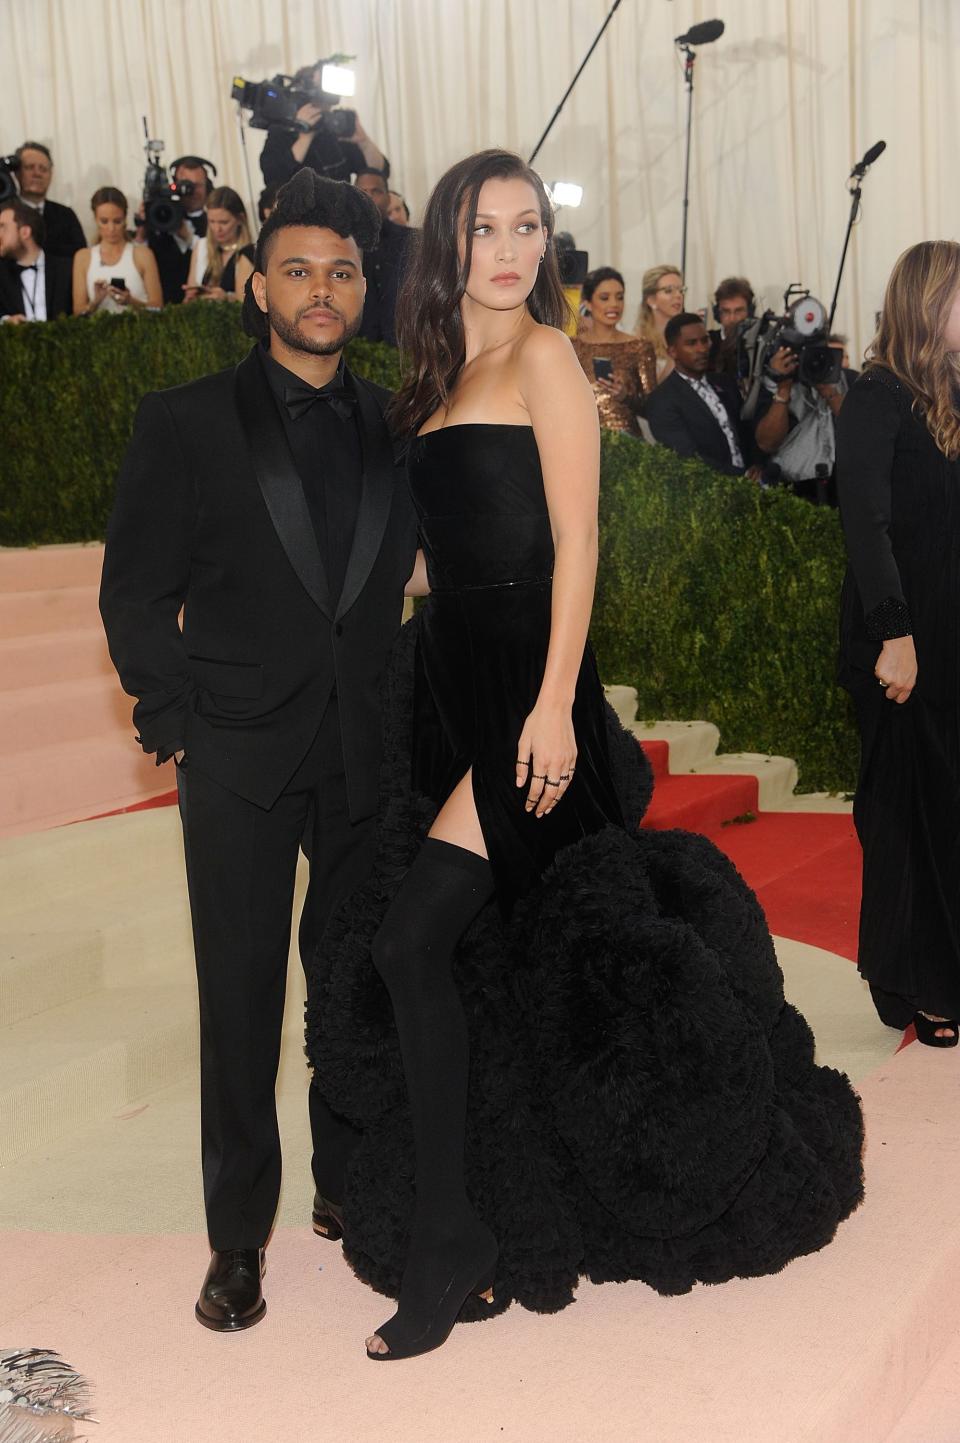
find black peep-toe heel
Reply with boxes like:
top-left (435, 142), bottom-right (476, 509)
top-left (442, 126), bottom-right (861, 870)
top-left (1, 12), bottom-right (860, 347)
top-left (913, 1012), bottom-right (960, 1048)
top-left (366, 1225), bottom-right (499, 1361)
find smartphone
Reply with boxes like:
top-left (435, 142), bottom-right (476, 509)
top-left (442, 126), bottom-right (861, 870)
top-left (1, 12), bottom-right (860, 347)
top-left (592, 357), bottom-right (613, 383)
top-left (110, 277), bottom-right (127, 290)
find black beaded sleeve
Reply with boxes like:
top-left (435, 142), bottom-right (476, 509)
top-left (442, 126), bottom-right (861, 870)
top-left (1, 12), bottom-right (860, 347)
top-left (835, 369), bottom-right (912, 636)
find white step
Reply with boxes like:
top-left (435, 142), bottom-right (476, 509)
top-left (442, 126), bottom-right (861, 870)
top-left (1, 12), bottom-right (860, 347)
top-left (0, 982), bottom-right (199, 1167)
top-left (0, 886), bottom-right (194, 1028)
top-left (693, 751), bottom-right (799, 811)
top-left (0, 928), bottom-right (106, 1028)
top-left (0, 808), bottom-right (185, 911)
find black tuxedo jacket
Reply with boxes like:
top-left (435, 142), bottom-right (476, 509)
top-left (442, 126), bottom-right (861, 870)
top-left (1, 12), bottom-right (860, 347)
top-left (643, 369), bottom-right (749, 475)
top-left (100, 348), bottom-right (418, 818)
top-left (0, 252), bottom-right (73, 319)
top-left (359, 219), bottom-right (415, 346)
top-left (36, 199), bottom-right (87, 260)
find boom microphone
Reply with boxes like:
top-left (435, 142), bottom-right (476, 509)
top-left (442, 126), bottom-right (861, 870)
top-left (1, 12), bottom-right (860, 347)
top-left (675, 19), bottom-right (725, 46)
top-left (850, 140), bottom-right (886, 178)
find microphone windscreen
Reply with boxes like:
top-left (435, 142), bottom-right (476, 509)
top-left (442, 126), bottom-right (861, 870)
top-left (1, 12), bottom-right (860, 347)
top-left (678, 19), bottom-right (725, 45)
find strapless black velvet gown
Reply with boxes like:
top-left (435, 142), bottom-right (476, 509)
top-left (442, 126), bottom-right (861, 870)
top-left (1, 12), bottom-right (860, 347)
top-left (306, 423), bottom-right (864, 1317)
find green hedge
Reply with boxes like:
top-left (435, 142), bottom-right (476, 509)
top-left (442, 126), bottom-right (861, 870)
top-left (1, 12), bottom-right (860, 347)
top-left (0, 303), bottom-right (400, 546)
top-left (0, 305), bottom-right (857, 790)
top-left (594, 430), bottom-right (857, 792)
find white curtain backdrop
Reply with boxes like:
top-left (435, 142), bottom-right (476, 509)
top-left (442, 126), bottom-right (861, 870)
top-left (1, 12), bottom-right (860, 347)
top-left (3, 0), bottom-right (958, 358)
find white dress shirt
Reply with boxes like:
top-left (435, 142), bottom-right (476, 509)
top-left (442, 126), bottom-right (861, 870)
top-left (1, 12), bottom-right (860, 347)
top-left (19, 250), bottom-right (47, 320)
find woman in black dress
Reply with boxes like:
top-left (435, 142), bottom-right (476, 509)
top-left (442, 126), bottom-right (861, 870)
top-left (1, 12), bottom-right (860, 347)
top-left (305, 150), bottom-right (864, 1361)
top-left (836, 241), bottom-right (960, 1045)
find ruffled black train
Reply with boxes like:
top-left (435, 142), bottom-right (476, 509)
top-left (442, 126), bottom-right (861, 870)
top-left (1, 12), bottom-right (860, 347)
top-left (305, 617), bottom-right (864, 1317)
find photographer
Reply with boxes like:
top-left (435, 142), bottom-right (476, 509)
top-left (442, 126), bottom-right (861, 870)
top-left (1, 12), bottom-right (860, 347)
top-left (709, 275), bottom-right (755, 374)
top-left (754, 344), bottom-right (847, 503)
top-left (136, 156), bottom-right (214, 305)
top-left (259, 63), bottom-right (387, 188)
top-left (12, 141), bottom-right (86, 260)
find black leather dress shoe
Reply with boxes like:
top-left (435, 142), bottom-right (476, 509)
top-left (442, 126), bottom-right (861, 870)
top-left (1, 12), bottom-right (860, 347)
top-left (195, 1248), bottom-right (266, 1332)
top-left (312, 1191), bottom-right (344, 1241)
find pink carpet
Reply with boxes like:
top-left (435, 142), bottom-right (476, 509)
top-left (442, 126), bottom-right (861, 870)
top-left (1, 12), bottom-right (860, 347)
top-left (8, 1040), bottom-right (960, 1443)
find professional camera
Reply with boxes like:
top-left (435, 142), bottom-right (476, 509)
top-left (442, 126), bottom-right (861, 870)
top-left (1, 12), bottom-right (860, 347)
top-left (137, 124), bottom-right (201, 235)
top-left (231, 59), bottom-right (356, 136)
top-left (0, 153), bottom-right (20, 206)
top-left (739, 285), bottom-right (842, 391)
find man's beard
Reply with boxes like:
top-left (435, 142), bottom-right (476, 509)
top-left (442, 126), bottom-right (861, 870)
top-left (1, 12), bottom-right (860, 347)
top-left (267, 299), bottom-right (363, 356)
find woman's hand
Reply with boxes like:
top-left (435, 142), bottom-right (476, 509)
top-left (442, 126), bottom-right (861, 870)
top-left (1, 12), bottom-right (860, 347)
top-left (182, 284), bottom-right (204, 303)
top-left (108, 285), bottom-right (130, 306)
top-left (876, 635), bottom-right (917, 704)
top-left (516, 702), bottom-right (577, 818)
top-left (201, 285), bottom-right (228, 302)
top-left (597, 376), bottom-right (628, 400)
top-left (92, 278), bottom-right (111, 307)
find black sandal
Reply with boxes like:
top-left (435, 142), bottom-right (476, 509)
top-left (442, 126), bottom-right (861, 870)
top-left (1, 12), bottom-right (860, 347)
top-left (913, 1012), bottom-right (960, 1048)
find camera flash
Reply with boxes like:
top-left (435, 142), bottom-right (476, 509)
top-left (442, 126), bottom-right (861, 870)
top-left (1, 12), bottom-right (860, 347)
top-left (321, 64), bottom-right (356, 97)
top-left (551, 181), bottom-right (583, 209)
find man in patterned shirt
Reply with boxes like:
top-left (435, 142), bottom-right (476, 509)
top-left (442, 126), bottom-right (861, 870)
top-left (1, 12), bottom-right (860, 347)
top-left (643, 313), bottom-right (757, 477)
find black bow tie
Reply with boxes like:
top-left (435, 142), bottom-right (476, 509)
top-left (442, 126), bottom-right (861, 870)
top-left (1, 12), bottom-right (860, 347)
top-left (17, 263), bottom-right (37, 272)
top-left (282, 379), bottom-right (357, 423)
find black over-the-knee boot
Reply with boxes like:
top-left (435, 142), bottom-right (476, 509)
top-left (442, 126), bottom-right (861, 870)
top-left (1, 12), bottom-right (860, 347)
top-left (367, 836), bottom-right (499, 1359)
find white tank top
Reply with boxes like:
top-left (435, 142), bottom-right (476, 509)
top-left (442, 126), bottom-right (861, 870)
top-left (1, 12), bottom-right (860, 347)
top-left (87, 242), bottom-right (149, 311)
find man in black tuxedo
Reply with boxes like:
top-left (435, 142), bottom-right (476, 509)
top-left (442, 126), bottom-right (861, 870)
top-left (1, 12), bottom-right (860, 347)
top-left (644, 312), bottom-right (755, 476)
top-left (13, 142), bottom-right (86, 260)
top-left (100, 171), bottom-right (419, 1332)
top-left (0, 200), bottom-right (72, 321)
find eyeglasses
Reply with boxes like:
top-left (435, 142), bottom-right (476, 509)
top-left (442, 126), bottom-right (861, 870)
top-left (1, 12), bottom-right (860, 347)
top-left (655, 284), bottom-right (686, 296)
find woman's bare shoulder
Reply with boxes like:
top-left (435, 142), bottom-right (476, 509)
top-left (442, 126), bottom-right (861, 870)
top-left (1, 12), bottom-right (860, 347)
top-left (517, 321), bottom-right (576, 361)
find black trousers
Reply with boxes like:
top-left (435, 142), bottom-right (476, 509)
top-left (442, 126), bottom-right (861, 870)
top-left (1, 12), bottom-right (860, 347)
top-left (176, 701), bottom-right (377, 1249)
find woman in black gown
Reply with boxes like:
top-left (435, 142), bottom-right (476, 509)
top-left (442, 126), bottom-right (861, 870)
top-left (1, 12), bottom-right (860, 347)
top-left (836, 241), bottom-right (960, 1045)
top-left (305, 150), bottom-right (864, 1361)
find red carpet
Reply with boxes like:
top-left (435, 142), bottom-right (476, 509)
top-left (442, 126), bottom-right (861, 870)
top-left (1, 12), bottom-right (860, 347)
top-left (702, 811), bottom-right (862, 963)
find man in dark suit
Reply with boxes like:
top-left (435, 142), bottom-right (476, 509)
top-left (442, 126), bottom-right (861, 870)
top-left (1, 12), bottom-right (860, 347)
top-left (0, 200), bottom-right (72, 321)
top-left (354, 169), bottom-right (414, 346)
top-left (13, 141), bottom-right (86, 260)
top-left (644, 312), bottom-right (755, 476)
top-left (100, 171), bottom-right (419, 1332)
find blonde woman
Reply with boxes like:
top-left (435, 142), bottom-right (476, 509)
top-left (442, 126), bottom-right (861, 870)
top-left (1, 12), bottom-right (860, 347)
top-left (73, 187), bottom-right (162, 315)
top-left (836, 240), bottom-right (960, 1047)
top-left (636, 263), bottom-right (685, 383)
top-left (184, 186), bottom-right (254, 302)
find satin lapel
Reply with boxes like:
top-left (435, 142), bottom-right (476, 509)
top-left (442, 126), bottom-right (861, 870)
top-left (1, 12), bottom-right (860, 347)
top-left (234, 350), bottom-right (331, 619)
top-left (336, 372), bottom-right (397, 621)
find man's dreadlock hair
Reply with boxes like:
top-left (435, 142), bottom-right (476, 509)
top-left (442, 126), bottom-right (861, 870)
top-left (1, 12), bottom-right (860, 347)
top-left (242, 168), bottom-right (381, 339)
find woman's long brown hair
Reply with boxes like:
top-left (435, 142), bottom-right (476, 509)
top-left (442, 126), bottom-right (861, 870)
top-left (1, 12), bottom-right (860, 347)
top-left (869, 240), bottom-right (960, 460)
top-left (203, 186), bottom-right (252, 288)
top-left (389, 150), bottom-right (568, 437)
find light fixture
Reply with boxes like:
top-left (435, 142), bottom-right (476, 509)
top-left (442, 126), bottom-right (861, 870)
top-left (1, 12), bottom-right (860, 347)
top-left (550, 181), bottom-right (583, 209)
top-left (321, 63), bottom-right (356, 97)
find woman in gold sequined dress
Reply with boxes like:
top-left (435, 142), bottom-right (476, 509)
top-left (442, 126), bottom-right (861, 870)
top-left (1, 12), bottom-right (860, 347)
top-left (572, 268), bottom-right (656, 435)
